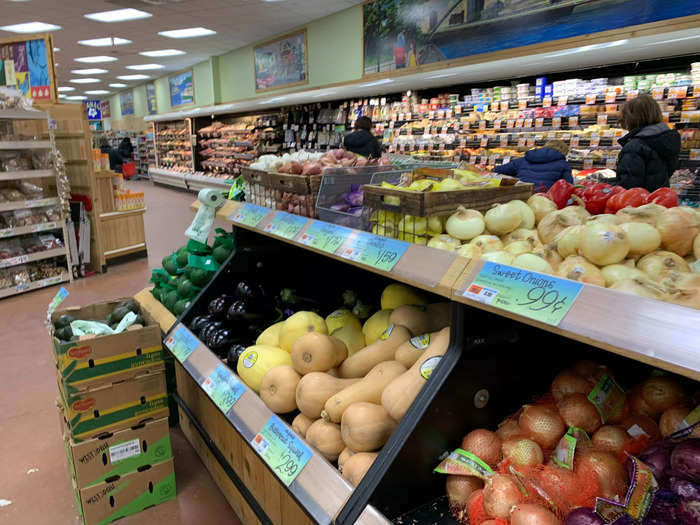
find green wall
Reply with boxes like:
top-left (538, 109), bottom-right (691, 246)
top-left (105, 5), bottom-right (363, 127)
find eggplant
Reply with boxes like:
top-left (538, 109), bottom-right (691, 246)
top-left (207, 328), bottom-right (236, 354)
top-left (207, 294), bottom-right (234, 319)
top-left (226, 344), bottom-right (247, 368)
top-left (342, 289), bottom-right (358, 308)
top-left (226, 299), bottom-right (271, 326)
top-left (278, 288), bottom-right (321, 312)
top-left (189, 315), bottom-right (212, 333)
top-left (198, 320), bottom-right (223, 342)
top-left (234, 281), bottom-right (266, 306)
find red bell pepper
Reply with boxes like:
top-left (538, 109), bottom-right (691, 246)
top-left (582, 183), bottom-right (613, 215)
top-left (620, 187), bottom-right (650, 208)
top-left (547, 179), bottom-right (575, 209)
top-left (603, 186), bottom-right (627, 214)
top-left (646, 187), bottom-right (678, 208)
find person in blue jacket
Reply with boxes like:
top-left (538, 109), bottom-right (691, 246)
top-left (494, 140), bottom-right (572, 192)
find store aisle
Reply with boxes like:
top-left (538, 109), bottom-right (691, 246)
top-left (0, 182), bottom-right (242, 525)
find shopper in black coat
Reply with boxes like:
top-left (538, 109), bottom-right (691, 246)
top-left (344, 116), bottom-right (381, 159)
top-left (100, 138), bottom-right (123, 172)
top-left (616, 94), bottom-right (680, 192)
top-left (118, 137), bottom-right (134, 160)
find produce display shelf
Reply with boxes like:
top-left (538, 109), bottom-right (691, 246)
top-left (0, 169), bottom-right (55, 181)
top-left (0, 140), bottom-right (51, 150)
top-left (0, 247), bottom-right (67, 269)
top-left (184, 173), bottom-right (233, 191)
top-left (149, 167), bottom-right (189, 190)
top-left (0, 221), bottom-right (62, 239)
top-left (0, 109), bottom-right (47, 120)
top-left (0, 273), bottom-right (68, 299)
top-left (0, 197), bottom-right (59, 212)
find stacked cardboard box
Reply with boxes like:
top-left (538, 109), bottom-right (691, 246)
top-left (51, 297), bottom-right (176, 525)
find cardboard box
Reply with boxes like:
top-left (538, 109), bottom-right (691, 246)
top-left (51, 297), bottom-right (167, 393)
top-left (74, 458), bottom-right (176, 525)
top-left (62, 416), bottom-right (172, 489)
top-left (59, 370), bottom-right (169, 442)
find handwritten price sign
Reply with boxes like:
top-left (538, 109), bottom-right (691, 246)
top-left (463, 262), bottom-right (583, 326)
top-left (165, 324), bottom-right (199, 363)
top-left (251, 416), bottom-right (312, 486)
top-left (297, 221), bottom-right (350, 254)
top-left (338, 232), bottom-right (409, 272)
top-left (263, 211), bottom-right (308, 239)
top-left (230, 203), bottom-right (269, 228)
top-left (201, 364), bottom-right (245, 414)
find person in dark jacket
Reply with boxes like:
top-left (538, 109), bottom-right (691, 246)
top-left (118, 137), bottom-right (134, 160)
top-left (615, 94), bottom-right (680, 192)
top-left (99, 138), bottom-right (122, 172)
top-left (344, 116), bottom-right (381, 159)
top-left (494, 140), bottom-right (572, 191)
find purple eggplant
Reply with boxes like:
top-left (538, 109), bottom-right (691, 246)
top-left (344, 189), bottom-right (363, 206)
top-left (198, 320), bottom-right (223, 342)
top-left (189, 315), bottom-right (212, 333)
top-left (208, 294), bottom-right (234, 319)
top-left (226, 344), bottom-right (247, 368)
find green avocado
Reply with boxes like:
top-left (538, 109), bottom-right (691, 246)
top-left (213, 245), bottom-right (232, 264)
top-left (176, 247), bottom-right (190, 268)
top-left (190, 268), bottom-right (213, 287)
top-left (173, 299), bottom-right (191, 317)
top-left (132, 315), bottom-right (145, 326)
top-left (177, 279), bottom-right (198, 299)
top-left (108, 306), bottom-right (130, 324)
top-left (163, 290), bottom-right (179, 313)
top-left (116, 298), bottom-right (140, 314)
top-left (55, 325), bottom-right (73, 341)
top-left (163, 255), bottom-right (178, 276)
top-left (151, 287), bottom-right (163, 302)
top-left (54, 314), bottom-right (75, 330)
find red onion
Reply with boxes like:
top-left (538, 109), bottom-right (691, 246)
top-left (564, 508), bottom-right (605, 525)
top-left (671, 439), bottom-right (700, 483)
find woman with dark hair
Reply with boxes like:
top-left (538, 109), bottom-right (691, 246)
top-left (100, 137), bottom-right (123, 172)
top-left (344, 116), bottom-right (381, 159)
top-left (616, 94), bottom-right (680, 191)
top-left (118, 137), bottom-right (134, 160)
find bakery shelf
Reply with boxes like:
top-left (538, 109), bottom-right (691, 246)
top-left (0, 197), bottom-right (59, 212)
top-left (0, 169), bottom-right (55, 181)
top-left (0, 221), bottom-right (62, 239)
top-left (0, 273), bottom-right (68, 299)
top-left (0, 247), bottom-right (68, 269)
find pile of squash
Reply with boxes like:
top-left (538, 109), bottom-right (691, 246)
top-left (235, 283), bottom-right (451, 486)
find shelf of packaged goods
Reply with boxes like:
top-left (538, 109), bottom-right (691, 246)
top-left (0, 273), bottom-right (68, 299)
top-left (0, 169), bottom-right (55, 181)
top-left (0, 221), bottom-right (62, 239)
top-left (0, 197), bottom-right (59, 212)
top-left (0, 247), bottom-right (67, 269)
top-left (0, 140), bottom-right (51, 150)
top-left (149, 167), bottom-right (189, 189)
top-left (452, 258), bottom-right (700, 381)
top-left (0, 109), bottom-right (47, 120)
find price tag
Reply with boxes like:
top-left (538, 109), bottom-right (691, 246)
top-left (25, 198), bottom-right (53, 208)
top-left (670, 86), bottom-right (688, 99)
top-left (454, 105), bottom-right (462, 114)
top-left (428, 111), bottom-right (435, 119)
top-left (584, 94), bottom-right (596, 105)
top-left (515, 119), bottom-right (524, 128)
top-left (526, 137), bottom-right (536, 148)
top-left (583, 158), bottom-right (593, 169)
top-left (506, 119), bottom-right (515, 129)
top-left (558, 96), bottom-right (568, 106)
top-left (535, 117), bottom-right (544, 128)
top-left (251, 416), bottom-right (313, 487)
top-left (201, 364), bottom-right (245, 414)
top-left (500, 135), bottom-right (509, 147)
top-left (0, 228), bottom-right (12, 238)
top-left (651, 87), bottom-right (664, 100)
top-left (0, 254), bottom-right (29, 267)
top-left (568, 116), bottom-right (579, 128)
top-left (597, 114), bottom-right (608, 126)
top-left (493, 120), bottom-right (501, 130)
top-left (478, 120), bottom-right (486, 130)
top-left (626, 90), bottom-right (639, 100)
top-left (165, 324), bottom-right (199, 363)
top-left (398, 113), bottom-right (405, 121)
top-left (590, 133), bottom-right (600, 147)
top-left (230, 203), bottom-right (269, 228)
top-left (571, 135), bottom-right (580, 147)
top-left (263, 211), bottom-right (308, 240)
top-left (502, 155), bottom-right (511, 164)
top-left (406, 112), bottom-right (412, 120)
top-left (524, 118), bottom-right (533, 128)
top-left (500, 101), bottom-right (509, 111)
top-left (690, 149), bottom-right (700, 161)
top-left (480, 136), bottom-right (489, 147)
top-left (488, 155), bottom-right (498, 165)
top-left (338, 231), bottom-right (409, 272)
top-left (606, 156), bottom-right (617, 168)
top-left (605, 92), bottom-right (617, 104)
top-left (518, 100), bottom-right (527, 109)
top-left (462, 261), bottom-right (583, 326)
top-left (542, 97), bottom-right (552, 108)
top-left (552, 117), bottom-right (562, 129)
top-left (298, 221), bottom-right (351, 254)
top-left (517, 137), bottom-right (526, 147)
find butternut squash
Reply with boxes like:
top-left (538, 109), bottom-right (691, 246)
top-left (381, 326), bottom-right (450, 421)
top-left (295, 372), bottom-right (359, 419)
top-left (259, 365), bottom-right (300, 413)
top-left (338, 324), bottom-right (411, 378)
top-left (338, 447), bottom-right (356, 473)
top-left (305, 419), bottom-right (344, 462)
top-left (291, 332), bottom-right (347, 375)
top-left (394, 327), bottom-right (450, 368)
top-left (425, 302), bottom-right (451, 331)
top-left (322, 360), bottom-right (406, 423)
top-left (292, 413), bottom-right (314, 438)
top-left (389, 305), bottom-right (431, 336)
top-left (341, 402), bottom-right (397, 452)
top-left (342, 452), bottom-right (378, 486)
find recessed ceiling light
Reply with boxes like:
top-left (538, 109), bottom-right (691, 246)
top-left (57, 86), bottom-right (75, 92)
top-left (71, 68), bottom-right (108, 75)
top-left (0, 21), bottom-right (61, 33)
top-left (84, 8), bottom-right (152, 23)
top-left (75, 56), bottom-right (118, 63)
top-left (85, 90), bottom-right (110, 95)
top-left (109, 83), bottom-right (127, 88)
top-left (65, 95), bottom-right (87, 100)
top-left (126, 63), bottom-right (164, 71)
top-left (139, 49), bottom-right (185, 57)
top-left (69, 78), bottom-right (101, 84)
top-left (116, 74), bottom-right (150, 80)
top-left (158, 27), bottom-right (216, 39)
top-left (78, 37), bottom-right (131, 47)
top-left (54, 47), bottom-right (60, 52)
top-left (58, 94), bottom-right (67, 99)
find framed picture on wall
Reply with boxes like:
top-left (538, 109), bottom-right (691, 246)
top-left (169, 70), bottom-right (194, 107)
top-left (0, 33), bottom-right (57, 102)
top-left (146, 82), bottom-right (157, 114)
top-left (120, 91), bottom-right (134, 116)
top-left (253, 29), bottom-right (308, 92)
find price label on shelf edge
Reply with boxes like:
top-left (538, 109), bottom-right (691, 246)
top-left (569, 116), bottom-right (579, 128)
top-left (201, 364), bottom-right (245, 415)
top-left (251, 416), bottom-right (313, 487)
top-left (230, 203), bottom-right (269, 228)
top-left (542, 97), bottom-right (552, 108)
top-left (297, 221), bottom-right (350, 254)
top-left (462, 261), bottom-right (583, 326)
top-left (337, 231), bottom-right (409, 273)
top-left (552, 117), bottom-right (562, 129)
top-left (263, 211), bottom-right (308, 240)
top-left (165, 324), bottom-right (199, 363)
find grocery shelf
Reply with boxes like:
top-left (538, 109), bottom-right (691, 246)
top-left (0, 169), bottom-right (55, 181)
top-left (0, 140), bottom-right (51, 150)
top-left (149, 167), bottom-right (189, 189)
top-left (0, 109), bottom-right (47, 120)
top-left (99, 208), bottom-right (146, 219)
top-left (0, 197), bottom-right (59, 212)
top-left (185, 173), bottom-right (233, 191)
top-left (0, 221), bottom-right (62, 239)
top-left (0, 273), bottom-right (68, 299)
top-left (0, 247), bottom-right (68, 269)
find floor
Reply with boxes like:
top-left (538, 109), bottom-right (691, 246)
top-left (0, 181), bottom-right (243, 525)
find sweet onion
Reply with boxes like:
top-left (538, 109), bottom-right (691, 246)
top-left (601, 264), bottom-right (649, 287)
top-left (580, 222), bottom-right (630, 266)
top-left (641, 376), bottom-right (685, 413)
top-left (446, 474), bottom-right (483, 509)
top-left (551, 370), bottom-right (593, 402)
top-left (512, 253), bottom-right (554, 274)
top-left (485, 202), bottom-right (522, 235)
top-left (564, 507), bottom-right (605, 525)
top-left (399, 215), bottom-right (427, 236)
top-left (576, 450), bottom-right (629, 500)
top-left (445, 206), bottom-right (485, 241)
top-left (556, 225), bottom-right (584, 258)
top-left (483, 474), bottom-right (522, 518)
top-left (519, 404), bottom-right (566, 449)
top-left (470, 234), bottom-right (503, 253)
top-left (558, 393), bottom-right (602, 434)
top-left (481, 250), bottom-right (514, 265)
top-left (616, 203), bottom-right (665, 225)
top-left (533, 244), bottom-right (563, 271)
top-left (427, 215), bottom-right (444, 236)
top-left (510, 503), bottom-right (562, 525)
top-left (506, 240), bottom-right (534, 257)
top-left (666, 287), bottom-right (700, 309)
top-left (656, 207), bottom-right (699, 256)
top-left (502, 228), bottom-right (540, 246)
top-left (658, 270), bottom-right (700, 292)
top-left (460, 429), bottom-right (502, 467)
top-left (637, 250), bottom-right (690, 279)
top-left (427, 234), bottom-right (461, 252)
top-left (457, 243), bottom-right (482, 259)
top-left (538, 210), bottom-right (582, 244)
top-left (502, 437), bottom-right (544, 467)
top-left (610, 278), bottom-right (668, 300)
top-left (592, 425), bottom-right (629, 455)
top-left (509, 199), bottom-right (536, 229)
top-left (561, 205), bottom-right (591, 224)
top-left (628, 385), bottom-right (662, 418)
top-left (694, 232), bottom-right (700, 259)
top-left (587, 213), bottom-right (620, 225)
top-left (527, 194), bottom-right (557, 224)
top-left (619, 222), bottom-right (661, 256)
top-left (558, 256), bottom-right (605, 286)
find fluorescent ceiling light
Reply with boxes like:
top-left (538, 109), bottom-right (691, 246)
top-left (0, 21), bottom-right (61, 33)
top-left (85, 90), bottom-right (110, 95)
top-left (57, 86), bottom-right (75, 92)
top-left (54, 47), bottom-right (60, 52)
top-left (139, 49), bottom-right (185, 57)
top-left (58, 94), bottom-right (67, 99)
top-left (117, 74), bottom-right (150, 80)
top-left (158, 27), bottom-right (216, 39)
top-left (69, 78), bottom-right (101, 84)
top-left (71, 68), bottom-right (108, 75)
top-left (84, 8), bottom-right (152, 23)
top-left (65, 95), bottom-right (87, 100)
top-left (78, 37), bottom-right (131, 47)
top-left (75, 56), bottom-right (118, 63)
top-left (126, 63), bottom-right (164, 70)
top-left (109, 83), bottom-right (127, 88)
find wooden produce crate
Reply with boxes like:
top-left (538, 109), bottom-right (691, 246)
top-left (241, 167), bottom-right (276, 209)
top-left (241, 167), bottom-right (321, 218)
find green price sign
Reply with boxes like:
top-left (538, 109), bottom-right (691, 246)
top-left (262, 211), bottom-right (308, 240)
top-left (250, 416), bottom-right (312, 487)
top-left (164, 324), bottom-right (199, 363)
top-left (462, 262), bottom-right (583, 326)
top-left (297, 221), bottom-right (351, 254)
top-left (229, 203), bottom-right (269, 227)
top-left (201, 364), bottom-right (245, 414)
top-left (338, 231), bottom-right (409, 272)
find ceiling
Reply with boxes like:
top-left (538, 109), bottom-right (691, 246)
top-left (0, 0), bottom-right (362, 95)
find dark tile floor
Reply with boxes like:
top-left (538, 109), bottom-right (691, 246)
top-left (0, 181), bottom-right (242, 524)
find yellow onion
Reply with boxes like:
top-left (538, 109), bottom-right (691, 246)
top-left (558, 393), bottom-right (602, 434)
top-left (619, 222), bottom-right (661, 256)
top-left (637, 250), bottom-right (690, 279)
top-left (502, 437), bottom-right (544, 467)
top-left (533, 243), bottom-right (563, 271)
top-left (496, 418), bottom-right (524, 441)
top-left (460, 429), bottom-right (502, 467)
top-left (509, 199), bottom-right (536, 229)
top-left (428, 215), bottom-right (444, 236)
top-left (427, 234), bottom-right (461, 251)
top-left (575, 450), bottom-right (629, 500)
top-left (694, 232), bottom-right (699, 259)
top-left (485, 202), bottom-right (522, 235)
top-left (557, 256), bottom-right (605, 286)
top-left (512, 253), bottom-right (553, 274)
top-left (659, 406), bottom-right (700, 438)
top-left (481, 250), bottom-right (514, 265)
top-left (560, 204), bottom-right (591, 223)
top-left (656, 207), bottom-right (699, 256)
top-left (555, 225), bottom-right (584, 258)
top-left (510, 503), bottom-right (561, 525)
top-left (483, 474), bottom-right (522, 518)
top-left (445, 206), bottom-right (484, 241)
top-left (666, 287), bottom-right (700, 309)
top-left (502, 228), bottom-right (540, 245)
top-left (641, 376), bottom-right (685, 413)
top-left (518, 404), bottom-right (565, 450)
top-left (610, 278), bottom-right (668, 300)
top-left (622, 413), bottom-right (661, 442)
top-left (601, 264), bottom-right (649, 287)
top-left (592, 425), bottom-right (630, 456)
top-left (658, 270), bottom-right (700, 292)
top-left (527, 194), bottom-right (557, 224)
top-left (580, 222), bottom-right (630, 266)
top-left (505, 240), bottom-right (534, 257)
top-left (470, 234), bottom-right (503, 253)
top-left (399, 215), bottom-right (427, 236)
top-left (588, 213), bottom-right (621, 225)
top-left (551, 370), bottom-right (593, 402)
top-left (616, 203), bottom-right (665, 225)
top-left (456, 243), bottom-right (482, 260)
top-left (538, 210), bottom-right (583, 244)
top-left (446, 475), bottom-right (483, 510)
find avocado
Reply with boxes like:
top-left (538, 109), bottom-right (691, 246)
top-left (213, 245), bottom-right (232, 264)
top-left (190, 268), bottom-right (213, 287)
top-left (177, 279), bottom-right (198, 299)
top-left (116, 299), bottom-right (140, 314)
top-left (151, 287), bottom-right (163, 302)
top-left (163, 255), bottom-right (178, 276)
top-left (54, 314), bottom-right (76, 330)
top-left (132, 315), bottom-right (145, 326)
top-left (108, 306), bottom-right (130, 324)
top-left (163, 290), bottom-right (179, 313)
top-left (173, 299), bottom-right (191, 317)
top-left (176, 248), bottom-right (190, 268)
top-left (55, 325), bottom-right (73, 341)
